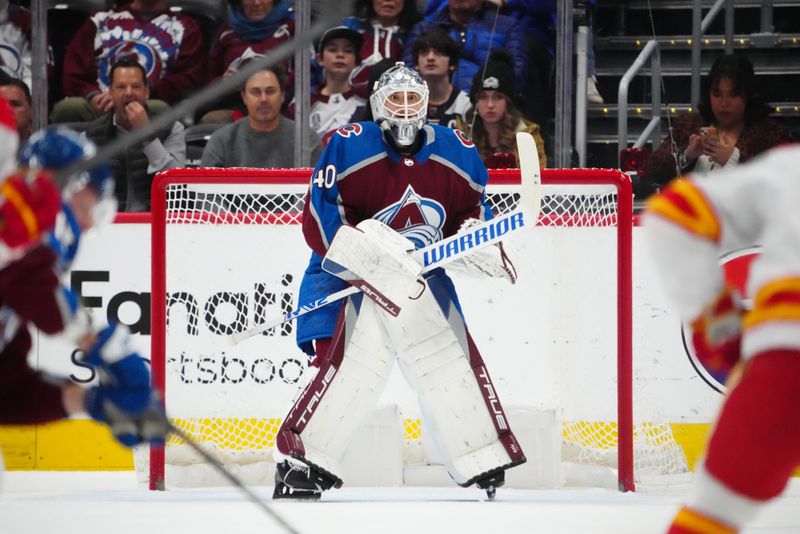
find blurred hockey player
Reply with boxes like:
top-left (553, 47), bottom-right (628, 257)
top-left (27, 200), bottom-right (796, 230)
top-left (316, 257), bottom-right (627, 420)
top-left (644, 144), bottom-right (800, 533)
top-left (272, 63), bottom-right (525, 500)
top-left (0, 94), bottom-right (63, 269)
top-left (0, 127), bottom-right (166, 448)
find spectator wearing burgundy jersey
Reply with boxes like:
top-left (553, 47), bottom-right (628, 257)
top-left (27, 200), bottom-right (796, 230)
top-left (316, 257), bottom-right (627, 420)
top-left (345, 0), bottom-right (420, 87)
top-left (51, 0), bottom-right (206, 124)
top-left (200, 0), bottom-right (294, 124)
top-left (286, 26), bottom-right (367, 139)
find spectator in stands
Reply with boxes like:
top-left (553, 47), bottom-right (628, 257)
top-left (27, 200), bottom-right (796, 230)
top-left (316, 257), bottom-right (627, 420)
top-left (403, 0), bottom-right (526, 98)
top-left (201, 0), bottom-right (294, 124)
top-left (202, 64), bottom-right (323, 167)
top-left (642, 53), bottom-right (790, 191)
top-left (0, 0), bottom-right (49, 91)
top-left (345, 0), bottom-right (421, 86)
top-left (457, 51), bottom-right (546, 169)
top-left (412, 28), bottom-right (469, 129)
top-left (423, 0), bottom-right (557, 123)
top-left (0, 78), bottom-right (32, 145)
top-left (285, 26), bottom-right (367, 139)
top-left (83, 57), bottom-right (186, 213)
top-left (51, 0), bottom-right (206, 124)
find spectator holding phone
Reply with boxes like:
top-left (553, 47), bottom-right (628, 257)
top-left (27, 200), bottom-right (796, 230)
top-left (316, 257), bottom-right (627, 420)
top-left (642, 54), bottom-right (789, 190)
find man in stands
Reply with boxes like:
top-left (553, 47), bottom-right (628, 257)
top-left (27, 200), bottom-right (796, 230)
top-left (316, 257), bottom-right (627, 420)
top-left (412, 28), bottom-right (469, 129)
top-left (645, 145), bottom-right (800, 533)
top-left (51, 0), bottom-right (206, 123)
top-left (0, 125), bottom-right (165, 449)
top-left (83, 57), bottom-right (185, 213)
top-left (286, 26), bottom-right (367, 140)
top-left (403, 0), bottom-right (527, 98)
top-left (0, 77), bottom-right (31, 146)
top-left (202, 63), bottom-right (322, 168)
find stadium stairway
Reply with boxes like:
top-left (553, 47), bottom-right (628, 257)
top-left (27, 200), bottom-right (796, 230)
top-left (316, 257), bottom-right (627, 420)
top-left (588, 0), bottom-right (800, 170)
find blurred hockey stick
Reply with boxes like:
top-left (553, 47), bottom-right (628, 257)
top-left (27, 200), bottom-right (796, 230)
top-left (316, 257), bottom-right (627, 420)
top-left (165, 420), bottom-right (302, 534)
top-left (51, 1), bottom-right (353, 188)
top-left (229, 132), bottom-right (543, 344)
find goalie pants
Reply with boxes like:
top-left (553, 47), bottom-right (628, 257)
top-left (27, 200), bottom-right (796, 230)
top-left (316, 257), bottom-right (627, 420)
top-left (275, 274), bottom-right (525, 486)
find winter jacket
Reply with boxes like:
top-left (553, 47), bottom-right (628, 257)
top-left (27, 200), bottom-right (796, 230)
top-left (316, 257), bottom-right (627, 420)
top-left (403, 4), bottom-right (527, 95)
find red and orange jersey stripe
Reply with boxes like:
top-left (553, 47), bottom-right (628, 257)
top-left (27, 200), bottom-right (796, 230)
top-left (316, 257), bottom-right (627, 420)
top-left (668, 506), bottom-right (737, 534)
top-left (646, 179), bottom-right (721, 243)
top-left (744, 277), bottom-right (800, 330)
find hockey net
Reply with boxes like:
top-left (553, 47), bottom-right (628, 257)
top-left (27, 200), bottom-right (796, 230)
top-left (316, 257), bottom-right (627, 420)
top-left (147, 167), bottom-right (687, 491)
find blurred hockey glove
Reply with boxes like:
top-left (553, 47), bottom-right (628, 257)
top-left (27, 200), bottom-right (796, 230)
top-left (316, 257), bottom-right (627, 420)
top-left (690, 286), bottom-right (744, 379)
top-left (83, 322), bottom-right (168, 447)
top-left (0, 172), bottom-right (61, 251)
top-left (447, 218), bottom-right (517, 284)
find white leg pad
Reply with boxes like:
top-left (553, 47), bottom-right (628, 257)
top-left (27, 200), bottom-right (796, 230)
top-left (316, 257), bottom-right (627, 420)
top-left (276, 297), bottom-right (396, 478)
top-left (380, 282), bottom-right (520, 485)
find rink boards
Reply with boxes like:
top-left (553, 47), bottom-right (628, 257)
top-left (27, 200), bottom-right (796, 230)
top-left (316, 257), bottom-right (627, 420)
top-left (1, 216), bottom-right (723, 471)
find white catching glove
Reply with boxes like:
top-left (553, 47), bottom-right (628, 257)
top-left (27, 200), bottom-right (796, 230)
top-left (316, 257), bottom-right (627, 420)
top-left (323, 219), bottom-right (423, 314)
top-left (447, 218), bottom-right (517, 284)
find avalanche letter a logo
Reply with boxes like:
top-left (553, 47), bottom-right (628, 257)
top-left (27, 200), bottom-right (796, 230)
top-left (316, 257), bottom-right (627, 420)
top-left (374, 185), bottom-right (445, 248)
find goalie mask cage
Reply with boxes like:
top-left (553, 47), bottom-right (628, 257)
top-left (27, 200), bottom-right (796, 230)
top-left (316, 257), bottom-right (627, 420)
top-left (149, 167), bottom-right (687, 493)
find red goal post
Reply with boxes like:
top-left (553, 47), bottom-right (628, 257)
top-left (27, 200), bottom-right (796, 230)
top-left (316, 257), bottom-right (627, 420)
top-left (149, 167), bottom-right (660, 492)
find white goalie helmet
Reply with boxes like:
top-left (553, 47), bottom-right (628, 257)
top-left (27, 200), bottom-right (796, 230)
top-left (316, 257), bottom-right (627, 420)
top-left (370, 62), bottom-right (429, 147)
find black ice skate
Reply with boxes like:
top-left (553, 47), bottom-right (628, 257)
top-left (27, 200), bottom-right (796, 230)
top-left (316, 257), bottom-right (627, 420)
top-left (475, 469), bottom-right (505, 500)
top-left (272, 459), bottom-right (339, 500)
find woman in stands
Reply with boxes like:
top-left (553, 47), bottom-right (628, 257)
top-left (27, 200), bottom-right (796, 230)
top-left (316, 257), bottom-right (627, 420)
top-left (202, 0), bottom-right (294, 123)
top-left (345, 0), bottom-right (421, 87)
top-left (457, 51), bottom-right (547, 169)
top-left (642, 53), bottom-right (790, 191)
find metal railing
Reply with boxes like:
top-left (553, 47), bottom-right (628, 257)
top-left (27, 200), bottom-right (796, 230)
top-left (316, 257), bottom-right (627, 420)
top-left (617, 39), bottom-right (662, 166)
top-left (690, 0), bottom-right (735, 109)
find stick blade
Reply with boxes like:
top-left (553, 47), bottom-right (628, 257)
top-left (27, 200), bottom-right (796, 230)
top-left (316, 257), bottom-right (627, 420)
top-left (515, 132), bottom-right (543, 218)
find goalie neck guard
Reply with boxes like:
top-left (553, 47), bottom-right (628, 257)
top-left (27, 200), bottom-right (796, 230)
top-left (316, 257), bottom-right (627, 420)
top-left (370, 62), bottom-right (429, 147)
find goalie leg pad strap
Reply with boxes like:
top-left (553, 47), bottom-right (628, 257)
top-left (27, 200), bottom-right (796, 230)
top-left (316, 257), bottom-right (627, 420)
top-left (275, 294), bottom-right (396, 479)
top-left (382, 276), bottom-right (525, 485)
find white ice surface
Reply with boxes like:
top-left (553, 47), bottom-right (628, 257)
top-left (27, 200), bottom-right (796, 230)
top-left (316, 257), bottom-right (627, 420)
top-left (1, 471), bottom-right (799, 534)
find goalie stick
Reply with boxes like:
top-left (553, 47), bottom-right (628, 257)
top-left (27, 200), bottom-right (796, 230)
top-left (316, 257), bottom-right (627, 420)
top-left (165, 421), bottom-right (302, 534)
top-left (229, 132), bottom-right (542, 345)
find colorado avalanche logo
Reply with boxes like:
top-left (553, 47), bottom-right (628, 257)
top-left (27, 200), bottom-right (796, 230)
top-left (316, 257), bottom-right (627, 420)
top-left (0, 45), bottom-right (23, 80)
top-left (374, 185), bottom-right (445, 248)
top-left (336, 123), bottom-right (363, 138)
top-left (99, 41), bottom-right (164, 89)
top-left (454, 129), bottom-right (474, 148)
top-left (681, 246), bottom-right (759, 393)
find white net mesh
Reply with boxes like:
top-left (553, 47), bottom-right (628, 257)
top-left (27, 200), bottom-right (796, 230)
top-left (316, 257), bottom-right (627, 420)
top-left (150, 169), bottom-right (687, 488)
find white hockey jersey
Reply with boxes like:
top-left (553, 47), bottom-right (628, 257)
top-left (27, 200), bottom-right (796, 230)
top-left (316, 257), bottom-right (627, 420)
top-left (644, 143), bottom-right (800, 359)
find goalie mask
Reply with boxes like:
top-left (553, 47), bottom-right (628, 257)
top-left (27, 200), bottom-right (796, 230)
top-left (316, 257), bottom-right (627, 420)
top-left (370, 62), bottom-right (429, 147)
top-left (19, 127), bottom-right (116, 268)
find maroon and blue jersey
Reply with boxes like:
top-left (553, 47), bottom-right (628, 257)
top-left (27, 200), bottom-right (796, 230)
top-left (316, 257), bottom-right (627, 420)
top-left (296, 121), bottom-right (493, 351)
